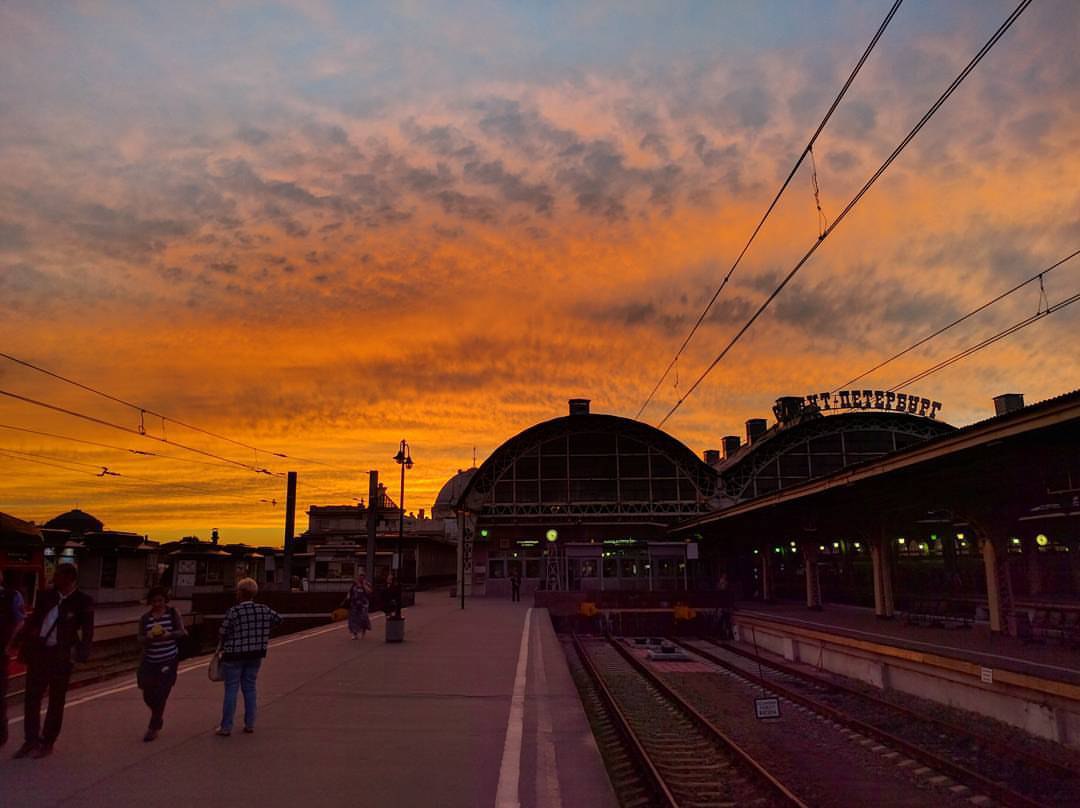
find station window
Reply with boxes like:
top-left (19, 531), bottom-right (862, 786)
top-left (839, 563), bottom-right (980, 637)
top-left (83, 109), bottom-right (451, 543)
top-left (100, 556), bottom-right (118, 589)
top-left (488, 559), bottom-right (506, 579)
top-left (524, 559), bottom-right (540, 579)
top-left (603, 557), bottom-right (618, 578)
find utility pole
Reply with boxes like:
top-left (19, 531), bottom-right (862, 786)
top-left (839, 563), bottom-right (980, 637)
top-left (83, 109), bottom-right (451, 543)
top-left (283, 471), bottom-right (297, 589)
top-left (366, 470), bottom-right (379, 580)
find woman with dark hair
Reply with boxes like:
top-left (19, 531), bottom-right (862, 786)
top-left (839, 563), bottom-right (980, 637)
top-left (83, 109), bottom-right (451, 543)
top-left (137, 586), bottom-right (186, 741)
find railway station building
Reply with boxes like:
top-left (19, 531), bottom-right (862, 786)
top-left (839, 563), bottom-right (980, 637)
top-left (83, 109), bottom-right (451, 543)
top-left (454, 399), bottom-right (719, 598)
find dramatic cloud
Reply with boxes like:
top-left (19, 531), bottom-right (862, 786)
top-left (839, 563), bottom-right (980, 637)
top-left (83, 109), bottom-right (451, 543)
top-left (0, 0), bottom-right (1077, 539)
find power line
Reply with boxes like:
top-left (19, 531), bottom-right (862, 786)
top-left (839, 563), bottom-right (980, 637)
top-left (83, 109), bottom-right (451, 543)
top-left (0, 350), bottom-right (351, 471)
top-left (635, 0), bottom-right (905, 420)
top-left (889, 290), bottom-right (1080, 391)
top-left (0, 421), bottom-right (286, 475)
top-left (657, 0), bottom-right (1034, 429)
top-left (0, 447), bottom-right (278, 503)
top-left (0, 388), bottom-right (285, 477)
top-left (833, 248), bottom-right (1080, 393)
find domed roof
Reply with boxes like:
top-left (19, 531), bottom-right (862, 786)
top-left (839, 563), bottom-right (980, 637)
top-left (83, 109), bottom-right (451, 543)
top-left (433, 468), bottom-right (477, 517)
top-left (44, 508), bottom-right (104, 535)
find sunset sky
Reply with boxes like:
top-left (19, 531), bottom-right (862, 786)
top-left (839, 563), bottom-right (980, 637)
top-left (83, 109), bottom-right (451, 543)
top-left (1, 1), bottom-right (1078, 545)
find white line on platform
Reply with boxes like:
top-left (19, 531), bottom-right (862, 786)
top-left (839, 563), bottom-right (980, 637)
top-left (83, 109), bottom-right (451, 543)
top-left (495, 607), bottom-right (533, 808)
top-left (6, 613), bottom-right (385, 727)
top-left (742, 611), bottom-right (1080, 676)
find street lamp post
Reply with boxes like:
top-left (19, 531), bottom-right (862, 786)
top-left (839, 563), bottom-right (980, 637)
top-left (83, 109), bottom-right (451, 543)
top-left (393, 439), bottom-right (413, 582)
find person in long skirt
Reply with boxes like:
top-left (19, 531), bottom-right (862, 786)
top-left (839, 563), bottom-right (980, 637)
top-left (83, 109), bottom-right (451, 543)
top-left (347, 570), bottom-right (372, 639)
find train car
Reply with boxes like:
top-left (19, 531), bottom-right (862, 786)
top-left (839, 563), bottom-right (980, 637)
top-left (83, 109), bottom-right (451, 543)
top-left (0, 511), bottom-right (46, 608)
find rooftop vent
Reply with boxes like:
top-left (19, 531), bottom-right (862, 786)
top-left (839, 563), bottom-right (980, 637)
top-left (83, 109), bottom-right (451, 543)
top-left (569, 398), bottom-right (591, 416)
top-left (722, 435), bottom-right (741, 458)
top-left (703, 449), bottom-right (721, 465)
top-left (993, 393), bottom-right (1024, 416)
top-left (746, 418), bottom-right (767, 444)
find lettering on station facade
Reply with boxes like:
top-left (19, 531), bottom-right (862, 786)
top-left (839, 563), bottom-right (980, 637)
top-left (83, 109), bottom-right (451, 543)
top-left (774, 390), bottom-right (943, 423)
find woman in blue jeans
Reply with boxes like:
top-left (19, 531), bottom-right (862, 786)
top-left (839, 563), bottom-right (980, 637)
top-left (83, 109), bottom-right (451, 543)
top-left (216, 578), bottom-right (282, 736)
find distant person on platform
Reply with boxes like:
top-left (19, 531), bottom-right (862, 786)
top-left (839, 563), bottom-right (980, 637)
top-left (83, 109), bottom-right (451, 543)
top-left (344, 570), bottom-right (373, 639)
top-left (382, 573), bottom-right (402, 619)
top-left (12, 563), bottom-right (94, 759)
top-left (509, 569), bottom-right (522, 602)
top-left (137, 586), bottom-right (188, 742)
top-left (215, 578), bottom-right (282, 737)
top-left (1, 565), bottom-right (28, 748)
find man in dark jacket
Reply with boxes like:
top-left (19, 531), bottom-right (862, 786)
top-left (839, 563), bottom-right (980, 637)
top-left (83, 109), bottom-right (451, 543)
top-left (12, 563), bottom-right (94, 759)
top-left (0, 565), bottom-right (28, 748)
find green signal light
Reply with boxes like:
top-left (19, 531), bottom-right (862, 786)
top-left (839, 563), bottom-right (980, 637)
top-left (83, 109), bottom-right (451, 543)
top-left (546, 529), bottom-right (558, 542)
top-left (479, 529), bottom-right (489, 538)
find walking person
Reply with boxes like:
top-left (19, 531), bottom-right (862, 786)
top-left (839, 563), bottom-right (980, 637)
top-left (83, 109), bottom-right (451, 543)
top-left (137, 586), bottom-right (187, 742)
top-left (12, 563), bottom-right (94, 759)
top-left (215, 578), bottom-right (282, 737)
top-left (509, 568), bottom-right (522, 603)
top-left (344, 570), bottom-right (372, 639)
top-left (1, 565), bottom-right (27, 748)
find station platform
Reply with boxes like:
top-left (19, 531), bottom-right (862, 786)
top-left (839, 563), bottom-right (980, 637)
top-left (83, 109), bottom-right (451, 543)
top-left (2, 592), bottom-right (616, 808)
top-left (731, 600), bottom-right (1080, 748)
top-left (737, 600), bottom-right (1080, 686)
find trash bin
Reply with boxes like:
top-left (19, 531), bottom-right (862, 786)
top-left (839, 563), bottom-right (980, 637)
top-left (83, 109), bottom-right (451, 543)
top-left (385, 616), bottom-right (405, 643)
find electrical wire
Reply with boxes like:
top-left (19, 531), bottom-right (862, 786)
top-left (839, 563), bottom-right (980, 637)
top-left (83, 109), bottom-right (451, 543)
top-left (889, 290), bottom-right (1080, 391)
top-left (0, 421), bottom-right (285, 475)
top-left (635, 0), bottom-right (905, 420)
top-left (0, 350), bottom-right (352, 471)
top-left (0, 388), bottom-right (285, 477)
top-left (657, 0), bottom-right (1034, 429)
top-left (833, 247), bottom-right (1080, 393)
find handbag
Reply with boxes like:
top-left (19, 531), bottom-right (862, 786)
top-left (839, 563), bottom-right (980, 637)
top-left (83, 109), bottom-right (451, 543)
top-left (207, 644), bottom-right (224, 682)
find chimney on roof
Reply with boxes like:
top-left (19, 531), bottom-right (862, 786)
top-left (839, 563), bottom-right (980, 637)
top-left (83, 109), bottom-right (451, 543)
top-left (211, 528), bottom-right (220, 545)
top-left (569, 398), bottom-right (591, 416)
top-left (746, 418), bottom-right (767, 444)
top-left (993, 393), bottom-right (1025, 416)
top-left (703, 449), bottom-right (721, 465)
top-left (722, 435), bottom-right (741, 458)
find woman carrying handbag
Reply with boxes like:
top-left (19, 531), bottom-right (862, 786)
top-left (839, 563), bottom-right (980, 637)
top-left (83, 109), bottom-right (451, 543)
top-left (137, 587), bottom-right (187, 742)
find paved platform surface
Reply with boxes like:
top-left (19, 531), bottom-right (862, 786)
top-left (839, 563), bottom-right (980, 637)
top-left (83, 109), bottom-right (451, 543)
top-left (2, 592), bottom-right (616, 808)
top-left (738, 600), bottom-right (1080, 685)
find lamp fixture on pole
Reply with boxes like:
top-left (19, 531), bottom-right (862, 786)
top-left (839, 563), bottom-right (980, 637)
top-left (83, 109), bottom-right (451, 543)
top-left (393, 439), bottom-right (413, 578)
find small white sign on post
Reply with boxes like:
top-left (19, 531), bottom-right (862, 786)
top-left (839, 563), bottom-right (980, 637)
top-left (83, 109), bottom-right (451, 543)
top-left (754, 697), bottom-right (781, 720)
top-left (980, 667), bottom-right (993, 684)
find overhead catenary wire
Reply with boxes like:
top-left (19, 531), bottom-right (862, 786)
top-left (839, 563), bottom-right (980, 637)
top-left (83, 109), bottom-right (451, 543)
top-left (657, 0), bottom-right (1034, 429)
top-left (0, 421), bottom-right (287, 475)
top-left (832, 247), bottom-right (1080, 393)
top-left (635, 0), bottom-right (905, 420)
top-left (889, 290), bottom-right (1080, 391)
top-left (0, 350), bottom-right (351, 471)
top-left (0, 388), bottom-right (285, 477)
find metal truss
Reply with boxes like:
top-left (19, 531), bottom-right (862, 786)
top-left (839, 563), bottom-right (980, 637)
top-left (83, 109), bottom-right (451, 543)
top-left (478, 500), bottom-right (710, 518)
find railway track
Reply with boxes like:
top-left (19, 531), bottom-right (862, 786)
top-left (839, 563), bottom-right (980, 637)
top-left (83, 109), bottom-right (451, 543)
top-left (672, 636), bottom-right (1079, 808)
top-left (570, 634), bottom-right (807, 808)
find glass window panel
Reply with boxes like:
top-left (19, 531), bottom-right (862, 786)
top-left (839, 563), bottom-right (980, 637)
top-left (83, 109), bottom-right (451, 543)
top-left (618, 454), bottom-right (650, 477)
top-left (579, 559), bottom-right (597, 578)
top-left (808, 435), bottom-right (843, 454)
top-left (524, 560), bottom-right (540, 579)
top-left (570, 454), bottom-right (616, 478)
top-left (515, 456), bottom-right (539, 480)
top-left (650, 453), bottom-right (676, 477)
top-left (571, 432), bottom-right (616, 454)
top-left (494, 481), bottom-right (515, 502)
top-left (810, 454), bottom-right (845, 476)
top-left (570, 478), bottom-right (617, 501)
top-left (540, 437), bottom-right (567, 455)
top-left (515, 481), bottom-right (539, 502)
top-left (778, 453), bottom-right (810, 477)
top-left (652, 479), bottom-right (678, 501)
top-left (756, 476), bottom-right (779, 493)
top-left (617, 436), bottom-right (648, 454)
top-left (659, 558), bottom-right (676, 577)
top-left (540, 455), bottom-right (567, 479)
top-left (488, 560), bottom-right (505, 578)
top-left (620, 479), bottom-right (650, 501)
top-left (541, 479), bottom-right (567, 501)
top-left (844, 430), bottom-right (894, 453)
top-left (603, 557), bottom-right (617, 578)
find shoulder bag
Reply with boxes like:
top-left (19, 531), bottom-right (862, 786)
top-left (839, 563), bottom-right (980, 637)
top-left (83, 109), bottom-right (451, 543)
top-left (207, 642), bottom-right (224, 682)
